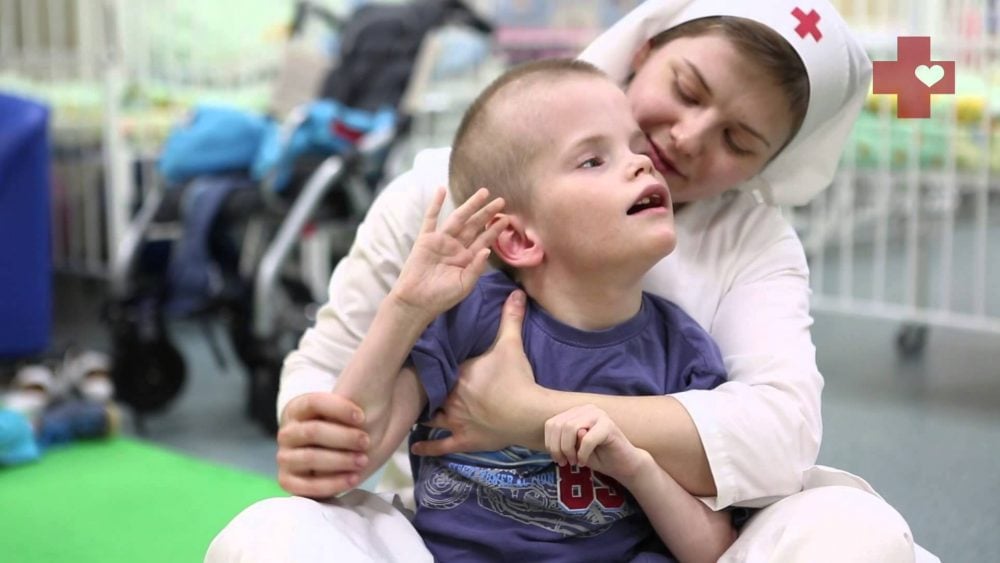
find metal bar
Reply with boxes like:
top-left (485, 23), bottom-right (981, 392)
top-left (812, 296), bottom-right (1000, 335)
top-left (837, 158), bottom-right (855, 301)
top-left (109, 188), bottom-right (164, 298)
top-left (254, 155), bottom-right (347, 338)
top-left (903, 125), bottom-right (921, 311)
top-left (937, 39), bottom-right (959, 313)
top-left (809, 189), bottom-right (826, 296)
top-left (0, 0), bottom-right (16, 64)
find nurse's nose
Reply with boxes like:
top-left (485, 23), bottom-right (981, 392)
top-left (671, 112), bottom-right (708, 158)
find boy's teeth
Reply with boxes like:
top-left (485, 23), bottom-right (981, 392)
top-left (637, 197), bottom-right (651, 205)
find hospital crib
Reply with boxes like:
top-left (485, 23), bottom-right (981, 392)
top-left (0, 0), bottom-right (289, 278)
top-left (794, 0), bottom-right (1000, 354)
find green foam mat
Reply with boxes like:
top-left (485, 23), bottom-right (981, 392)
top-left (0, 438), bottom-right (284, 562)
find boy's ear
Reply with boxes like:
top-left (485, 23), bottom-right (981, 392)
top-left (631, 41), bottom-right (652, 74)
top-left (490, 213), bottom-right (543, 269)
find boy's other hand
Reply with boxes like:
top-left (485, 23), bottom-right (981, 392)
top-left (276, 392), bottom-right (370, 498)
top-left (544, 404), bottom-right (651, 485)
top-left (390, 186), bottom-right (507, 321)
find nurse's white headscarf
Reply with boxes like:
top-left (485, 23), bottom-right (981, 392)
top-left (579, 0), bottom-right (872, 207)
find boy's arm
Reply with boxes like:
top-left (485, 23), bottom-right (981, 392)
top-left (546, 406), bottom-right (735, 563)
top-left (331, 187), bottom-right (506, 486)
top-left (330, 298), bottom-right (429, 481)
top-left (621, 452), bottom-right (736, 563)
top-left (276, 161), bottom-right (436, 499)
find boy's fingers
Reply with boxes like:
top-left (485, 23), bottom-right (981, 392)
top-left (561, 424), bottom-right (579, 466)
top-left (418, 188), bottom-right (446, 236)
top-left (420, 186), bottom-right (448, 235)
top-left (577, 427), bottom-right (599, 466)
top-left (442, 187), bottom-right (489, 235)
top-left (466, 248), bottom-right (493, 281)
top-left (544, 420), bottom-right (568, 466)
top-left (579, 417), bottom-right (613, 467)
top-left (459, 197), bottom-right (506, 244)
top-left (469, 215), bottom-right (508, 254)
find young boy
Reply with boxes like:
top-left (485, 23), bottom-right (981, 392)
top-left (333, 59), bottom-right (733, 562)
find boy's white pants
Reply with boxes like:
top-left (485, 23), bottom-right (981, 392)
top-left (205, 485), bottom-right (938, 563)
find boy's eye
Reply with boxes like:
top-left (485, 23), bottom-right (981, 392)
top-left (579, 156), bottom-right (604, 169)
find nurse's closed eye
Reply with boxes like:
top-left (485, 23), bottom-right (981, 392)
top-left (673, 80), bottom-right (697, 105)
top-left (725, 133), bottom-right (753, 156)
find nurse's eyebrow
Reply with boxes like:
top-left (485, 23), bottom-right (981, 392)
top-left (682, 58), bottom-right (773, 149)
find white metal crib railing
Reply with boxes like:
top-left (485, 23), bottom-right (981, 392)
top-left (796, 0), bottom-right (1000, 349)
top-left (0, 0), bottom-right (293, 277)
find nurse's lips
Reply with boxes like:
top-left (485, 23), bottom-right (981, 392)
top-left (647, 138), bottom-right (686, 179)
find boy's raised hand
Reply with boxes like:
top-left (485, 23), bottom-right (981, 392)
top-left (391, 187), bottom-right (507, 319)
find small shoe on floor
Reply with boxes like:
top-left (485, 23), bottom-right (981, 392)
top-left (61, 350), bottom-right (114, 404)
top-left (2, 364), bottom-right (56, 421)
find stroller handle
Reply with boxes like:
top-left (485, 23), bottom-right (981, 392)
top-left (290, 0), bottom-right (344, 38)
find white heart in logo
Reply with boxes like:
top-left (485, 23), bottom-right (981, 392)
top-left (915, 64), bottom-right (944, 87)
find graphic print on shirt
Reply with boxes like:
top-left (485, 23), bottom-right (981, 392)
top-left (416, 430), bottom-right (635, 537)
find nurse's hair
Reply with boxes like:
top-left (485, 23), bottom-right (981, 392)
top-left (647, 16), bottom-right (810, 151)
top-left (448, 58), bottom-right (606, 214)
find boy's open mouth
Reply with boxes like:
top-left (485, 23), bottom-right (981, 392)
top-left (627, 185), bottom-right (670, 215)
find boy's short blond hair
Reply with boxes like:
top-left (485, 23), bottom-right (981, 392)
top-left (448, 58), bottom-right (607, 214)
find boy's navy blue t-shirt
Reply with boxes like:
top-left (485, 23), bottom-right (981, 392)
top-left (408, 271), bottom-right (727, 563)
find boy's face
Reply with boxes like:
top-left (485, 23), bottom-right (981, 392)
top-left (628, 34), bottom-right (795, 203)
top-left (524, 76), bottom-right (676, 273)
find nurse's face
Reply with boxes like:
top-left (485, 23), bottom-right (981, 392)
top-left (627, 34), bottom-right (796, 204)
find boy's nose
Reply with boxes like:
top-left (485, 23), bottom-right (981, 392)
top-left (630, 152), bottom-right (655, 179)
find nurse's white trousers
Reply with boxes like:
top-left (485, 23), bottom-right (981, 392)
top-left (206, 485), bottom-right (937, 563)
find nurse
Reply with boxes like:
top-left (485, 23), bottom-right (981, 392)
top-left (210, 1), bottom-right (937, 561)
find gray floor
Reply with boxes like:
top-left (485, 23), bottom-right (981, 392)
top-left (812, 311), bottom-right (1000, 562)
top-left (46, 275), bottom-right (1000, 562)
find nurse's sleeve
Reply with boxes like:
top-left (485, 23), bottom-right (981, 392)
top-left (277, 149), bottom-right (449, 420)
top-left (671, 223), bottom-right (823, 510)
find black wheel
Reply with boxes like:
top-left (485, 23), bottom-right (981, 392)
top-left (248, 360), bottom-right (281, 436)
top-left (112, 335), bottom-right (186, 413)
top-left (896, 323), bottom-right (928, 357)
top-left (107, 298), bottom-right (187, 413)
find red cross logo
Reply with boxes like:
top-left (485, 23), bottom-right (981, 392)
top-left (872, 36), bottom-right (955, 119)
top-left (792, 7), bottom-right (822, 41)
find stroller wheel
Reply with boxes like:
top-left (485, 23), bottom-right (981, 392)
top-left (895, 323), bottom-right (929, 358)
top-left (112, 336), bottom-right (186, 413)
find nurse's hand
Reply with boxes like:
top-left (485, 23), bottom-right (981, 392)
top-left (276, 392), bottom-right (370, 498)
top-left (411, 290), bottom-right (544, 456)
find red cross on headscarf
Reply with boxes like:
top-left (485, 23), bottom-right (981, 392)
top-left (792, 7), bottom-right (822, 41)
